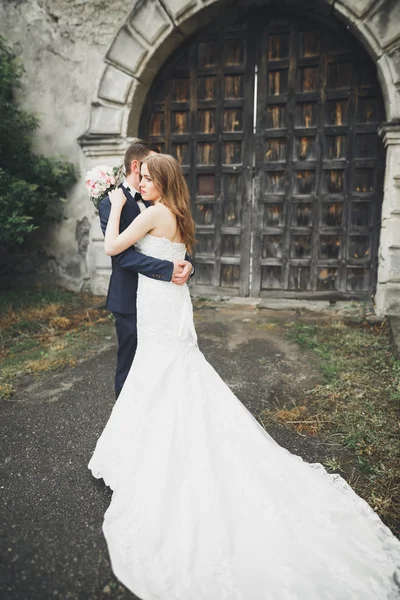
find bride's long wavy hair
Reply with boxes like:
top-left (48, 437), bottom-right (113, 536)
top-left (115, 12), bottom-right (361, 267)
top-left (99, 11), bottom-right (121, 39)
top-left (142, 154), bottom-right (196, 253)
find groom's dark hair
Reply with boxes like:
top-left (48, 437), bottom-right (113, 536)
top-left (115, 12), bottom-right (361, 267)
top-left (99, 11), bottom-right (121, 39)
top-left (124, 141), bottom-right (160, 175)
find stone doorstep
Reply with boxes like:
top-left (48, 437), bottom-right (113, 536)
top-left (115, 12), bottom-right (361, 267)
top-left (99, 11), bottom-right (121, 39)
top-left (191, 294), bottom-right (372, 314)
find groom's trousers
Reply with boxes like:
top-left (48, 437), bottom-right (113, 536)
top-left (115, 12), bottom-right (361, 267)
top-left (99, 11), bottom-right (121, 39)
top-left (113, 312), bottom-right (137, 399)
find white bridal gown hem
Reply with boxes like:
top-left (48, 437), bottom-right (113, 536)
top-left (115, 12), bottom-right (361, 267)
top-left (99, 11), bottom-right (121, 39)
top-left (89, 234), bottom-right (400, 600)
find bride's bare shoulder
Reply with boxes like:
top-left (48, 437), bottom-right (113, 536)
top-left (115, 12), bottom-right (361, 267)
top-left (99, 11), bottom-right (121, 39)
top-left (154, 202), bottom-right (175, 218)
top-left (146, 203), bottom-right (166, 218)
top-left (147, 203), bottom-right (176, 230)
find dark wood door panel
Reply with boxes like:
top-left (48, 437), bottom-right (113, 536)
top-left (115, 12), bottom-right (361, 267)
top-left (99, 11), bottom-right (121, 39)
top-left (141, 14), bottom-right (255, 296)
top-left (140, 8), bottom-right (385, 299)
top-left (252, 16), bottom-right (385, 298)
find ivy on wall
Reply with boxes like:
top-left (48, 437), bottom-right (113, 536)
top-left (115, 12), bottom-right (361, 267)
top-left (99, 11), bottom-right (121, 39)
top-left (0, 36), bottom-right (76, 250)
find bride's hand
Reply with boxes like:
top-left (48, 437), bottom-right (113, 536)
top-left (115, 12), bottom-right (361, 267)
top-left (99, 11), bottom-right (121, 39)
top-left (172, 260), bottom-right (192, 285)
top-left (109, 188), bottom-right (127, 210)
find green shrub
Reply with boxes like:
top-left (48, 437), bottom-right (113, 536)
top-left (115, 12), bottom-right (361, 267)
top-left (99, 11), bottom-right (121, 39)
top-left (0, 36), bottom-right (76, 247)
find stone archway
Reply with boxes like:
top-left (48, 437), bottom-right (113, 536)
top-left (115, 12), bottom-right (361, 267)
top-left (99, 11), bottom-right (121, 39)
top-left (79, 0), bottom-right (400, 315)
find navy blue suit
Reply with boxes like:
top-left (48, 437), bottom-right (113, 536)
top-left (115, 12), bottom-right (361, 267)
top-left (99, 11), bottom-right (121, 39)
top-left (98, 186), bottom-right (193, 398)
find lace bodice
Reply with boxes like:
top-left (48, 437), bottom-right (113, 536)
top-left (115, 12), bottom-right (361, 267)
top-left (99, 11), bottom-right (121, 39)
top-left (136, 233), bottom-right (186, 262)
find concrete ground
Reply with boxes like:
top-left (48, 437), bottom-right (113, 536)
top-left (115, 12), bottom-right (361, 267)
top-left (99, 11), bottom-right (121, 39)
top-left (0, 302), bottom-right (366, 600)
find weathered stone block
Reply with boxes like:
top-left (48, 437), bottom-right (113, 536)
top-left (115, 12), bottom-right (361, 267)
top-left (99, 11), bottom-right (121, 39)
top-left (375, 282), bottom-right (400, 315)
top-left (75, 217), bottom-right (90, 258)
top-left (91, 216), bottom-right (104, 242)
top-left (380, 180), bottom-right (400, 223)
top-left (387, 45), bottom-right (400, 85)
top-left (89, 105), bottom-right (124, 135)
top-left (163, 0), bottom-right (198, 20)
top-left (98, 66), bottom-right (133, 105)
top-left (381, 184), bottom-right (400, 220)
top-left (131, 27), bottom-right (185, 88)
top-left (367, 0), bottom-right (400, 49)
top-left (387, 251), bottom-right (400, 282)
top-left (107, 27), bottom-right (147, 75)
top-left (384, 218), bottom-right (400, 249)
top-left (335, 0), bottom-right (376, 19)
top-left (91, 269), bottom-right (111, 296)
top-left (130, 0), bottom-right (172, 45)
top-left (126, 79), bottom-right (151, 133)
top-left (94, 244), bottom-right (112, 269)
top-left (376, 55), bottom-right (398, 122)
top-left (376, 216), bottom-right (400, 283)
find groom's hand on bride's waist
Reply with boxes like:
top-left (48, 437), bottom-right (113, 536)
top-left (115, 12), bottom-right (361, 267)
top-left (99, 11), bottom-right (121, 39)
top-left (172, 261), bottom-right (192, 285)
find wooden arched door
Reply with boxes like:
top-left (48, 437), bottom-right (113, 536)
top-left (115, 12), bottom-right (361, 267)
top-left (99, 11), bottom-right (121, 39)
top-left (139, 8), bottom-right (385, 299)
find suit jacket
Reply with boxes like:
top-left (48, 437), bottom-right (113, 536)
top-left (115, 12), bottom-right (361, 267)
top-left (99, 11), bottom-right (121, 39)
top-left (98, 186), bottom-right (193, 314)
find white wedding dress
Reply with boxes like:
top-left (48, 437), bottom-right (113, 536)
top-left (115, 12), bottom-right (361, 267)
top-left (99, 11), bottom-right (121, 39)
top-left (89, 234), bottom-right (400, 600)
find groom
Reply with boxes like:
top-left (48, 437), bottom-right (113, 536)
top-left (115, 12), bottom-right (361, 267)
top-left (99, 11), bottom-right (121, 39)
top-left (98, 141), bottom-right (194, 398)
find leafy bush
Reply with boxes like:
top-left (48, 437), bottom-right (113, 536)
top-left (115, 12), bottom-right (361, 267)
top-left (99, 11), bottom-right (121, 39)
top-left (0, 36), bottom-right (76, 247)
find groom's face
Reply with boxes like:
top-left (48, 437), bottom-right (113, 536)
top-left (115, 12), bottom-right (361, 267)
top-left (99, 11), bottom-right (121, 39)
top-left (128, 150), bottom-right (157, 191)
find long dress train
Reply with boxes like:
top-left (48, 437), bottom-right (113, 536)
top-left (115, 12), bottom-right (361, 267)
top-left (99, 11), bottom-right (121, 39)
top-left (89, 234), bottom-right (400, 600)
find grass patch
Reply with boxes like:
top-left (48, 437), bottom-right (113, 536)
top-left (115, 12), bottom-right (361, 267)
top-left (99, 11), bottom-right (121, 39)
top-left (0, 287), bottom-right (82, 313)
top-left (0, 287), bottom-right (113, 398)
top-left (260, 319), bottom-right (400, 535)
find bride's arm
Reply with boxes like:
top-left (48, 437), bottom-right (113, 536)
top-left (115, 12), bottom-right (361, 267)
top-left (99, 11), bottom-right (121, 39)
top-left (104, 189), bottom-right (158, 256)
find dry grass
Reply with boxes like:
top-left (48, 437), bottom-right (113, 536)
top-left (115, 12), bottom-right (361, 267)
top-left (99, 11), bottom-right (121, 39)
top-left (0, 287), bottom-right (113, 396)
top-left (270, 405), bottom-right (333, 436)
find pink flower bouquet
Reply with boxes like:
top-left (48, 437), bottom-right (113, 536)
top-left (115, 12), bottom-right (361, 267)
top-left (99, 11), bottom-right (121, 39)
top-left (85, 165), bottom-right (124, 209)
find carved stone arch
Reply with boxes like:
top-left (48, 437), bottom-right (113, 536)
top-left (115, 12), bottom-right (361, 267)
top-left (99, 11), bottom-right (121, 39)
top-left (78, 0), bottom-right (400, 153)
top-left (78, 0), bottom-right (228, 156)
top-left (80, 0), bottom-right (400, 315)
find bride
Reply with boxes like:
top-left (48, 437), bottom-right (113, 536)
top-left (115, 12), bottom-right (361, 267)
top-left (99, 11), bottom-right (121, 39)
top-left (88, 154), bottom-right (400, 600)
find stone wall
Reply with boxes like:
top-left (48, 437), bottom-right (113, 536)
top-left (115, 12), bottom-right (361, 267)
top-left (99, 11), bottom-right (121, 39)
top-left (0, 0), bottom-right (130, 290)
